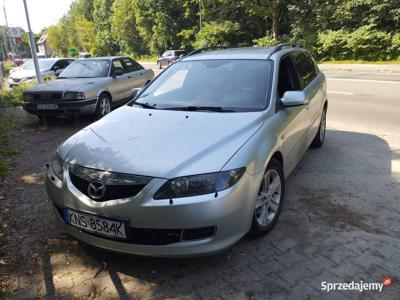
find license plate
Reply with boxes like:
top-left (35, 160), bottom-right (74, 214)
top-left (37, 104), bottom-right (58, 110)
top-left (63, 208), bottom-right (127, 240)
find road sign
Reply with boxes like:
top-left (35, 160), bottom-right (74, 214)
top-left (9, 27), bottom-right (22, 38)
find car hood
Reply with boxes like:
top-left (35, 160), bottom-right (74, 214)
top-left (60, 106), bottom-right (264, 178)
top-left (27, 78), bottom-right (101, 92)
top-left (9, 69), bottom-right (39, 80)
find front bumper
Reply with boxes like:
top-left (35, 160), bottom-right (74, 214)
top-left (46, 165), bottom-right (259, 257)
top-left (8, 77), bottom-right (31, 87)
top-left (22, 98), bottom-right (98, 115)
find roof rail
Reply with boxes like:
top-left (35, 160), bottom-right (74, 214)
top-left (267, 43), bottom-right (300, 59)
top-left (184, 46), bottom-right (228, 58)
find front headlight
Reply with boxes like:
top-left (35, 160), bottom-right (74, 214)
top-left (51, 152), bottom-right (64, 180)
top-left (63, 92), bottom-right (85, 100)
top-left (154, 168), bottom-right (245, 199)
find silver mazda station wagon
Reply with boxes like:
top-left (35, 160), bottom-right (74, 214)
top-left (46, 45), bottom-right (327, 257)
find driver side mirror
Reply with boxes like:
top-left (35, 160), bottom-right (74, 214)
top-left (132, 87), bottom-right (143, 99)
top-left (280, 91), bottom-right (308, 108)
top-left (112, 69), bottom-right (124, 78)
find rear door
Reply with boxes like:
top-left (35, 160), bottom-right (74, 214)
top-left (122, 57), bottom-right (146, 90)
top-left (290, 51), bottom-right (324, 148)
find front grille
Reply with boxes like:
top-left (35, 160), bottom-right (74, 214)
top-left (33, 92), bottom-right (63, 101)
top-left (68, 164), bottom-right (152, 201)
top-left (69, 173), bottom-right (146, 201)
top-left (10, 77), bottom-right (21, 83)
top-left (54, 205), bottom-right (216, 245)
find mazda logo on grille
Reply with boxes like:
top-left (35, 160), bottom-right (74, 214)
top-left (87, 180), bottom-right (106, 199)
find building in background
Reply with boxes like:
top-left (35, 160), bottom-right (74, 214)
top-left (36, 34), bottom-right (52, 57)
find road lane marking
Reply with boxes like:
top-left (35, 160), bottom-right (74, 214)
top-left (327, 91), bottom-right (355, 95)
top-left (327, 78), bottom-right (400, 84)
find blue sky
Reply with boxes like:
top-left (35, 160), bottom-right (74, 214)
top-left (0, 0), bottom-right (73, 33)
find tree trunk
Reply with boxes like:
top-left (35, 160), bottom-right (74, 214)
top-left (271, 0), bottom-right (279, 40)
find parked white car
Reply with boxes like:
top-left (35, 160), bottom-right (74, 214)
top-left (8, 58), bottom-right (74, 87)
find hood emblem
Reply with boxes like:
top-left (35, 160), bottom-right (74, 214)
top-left (87, 180), bottom-right (106, 199)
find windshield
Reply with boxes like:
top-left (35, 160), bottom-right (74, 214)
top-left (22, 59), bottom-right (55, 70)
top-left (134, 59), bottom-right (273, 112)
top-left (59, 60), bottom-right (110, 78)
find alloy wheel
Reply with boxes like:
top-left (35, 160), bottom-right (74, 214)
top-left (99, 97), bottom-right (111, 117)
top-left (255, 169), bottom-right (282, 226)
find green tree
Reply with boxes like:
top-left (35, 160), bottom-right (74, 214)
top-left (111, 0), bottom-right (146, 56)
top-left (93, 0), bottom-right (118, 56)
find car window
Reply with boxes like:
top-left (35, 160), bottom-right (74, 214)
top-left (135, 59), bottom-right (273, 112)
top-left (162, 51), bottom-right (170, 57)
top-left (111, 59), bottom-right (125, 74)
top-left (58, 59), bottom-right (110, 78)
top-left (53, 59), bottom-right (70, 70)
top-left (290, 52), bottom-right (317, 89)
top-left (174, 51), bottom-right (185, 57)
top-left (277, 56), bottom-right (300, 98)
top-left (122, 58), bottom-right (143, 73)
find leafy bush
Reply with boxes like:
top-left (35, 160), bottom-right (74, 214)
top-left (0, 83), bottom-right (35, 108)
top-left (194, 21), bottom-right (242, 48)
top-left (317, 30), bottom-right (350, 61)
top-left (346, 26), bottom-right (392, 60)
top-left (316, 27), bottom-right (396, 61)
top-left (253, 35), bottom-right (276, 47)
top-left (391, 33), bottom-right (400, 60)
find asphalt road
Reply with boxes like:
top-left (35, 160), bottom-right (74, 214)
top-left (1, 64), bottom-right (399, 299)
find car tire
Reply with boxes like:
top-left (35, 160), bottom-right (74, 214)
top-left (157, 61), bottom-right (162, 69)
top-left (311, 107), bottom-right (327, 148)
top-left (94, 94), bottom-right (112, 120)
top-left (249, 158), bottom-right (284, 238)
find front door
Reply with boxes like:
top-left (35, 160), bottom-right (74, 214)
top-left (277, 55), bottom-right (311, 176)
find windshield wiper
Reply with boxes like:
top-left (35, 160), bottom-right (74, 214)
top-left (162, 106), bottom-right (235, 112)
top-left (132, 102), bottom-right (157, 109)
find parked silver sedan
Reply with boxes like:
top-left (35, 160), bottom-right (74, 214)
top-left (22, 57), bottom-right (154, 119)
top-left (46, 45), bottom-right (327, 257)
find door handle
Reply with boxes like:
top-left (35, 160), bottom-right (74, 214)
top-left (128, 76), bottom-right (131, 79)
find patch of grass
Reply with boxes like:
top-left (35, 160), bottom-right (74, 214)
top-left (2, 61), bottom-right (15, 78)
top-left (0, 83), bottom-right (35, 108)
top-left (0, 160), bottom-right (8, 179)
top-left (0, 111), bottom-right (17, 179)
top-left (137, 56), bottom-right (159, 63)
top-left (319, 60), bottom-right (400, 64)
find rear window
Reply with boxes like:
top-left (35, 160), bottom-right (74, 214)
top-left (291, 52), bottom-right (317, 89)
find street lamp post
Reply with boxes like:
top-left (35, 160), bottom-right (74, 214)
top-left (199, 0), bottom-right (202, 31)
top-left (22, 0), bottom-right (41, 83)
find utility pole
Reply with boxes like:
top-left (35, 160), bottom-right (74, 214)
top-left (22, 0), bottom-right (41, 83)
top-left (199, 0), bottom-right (202, 31)
top-left (3, 0), bottom-right (15, 55)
